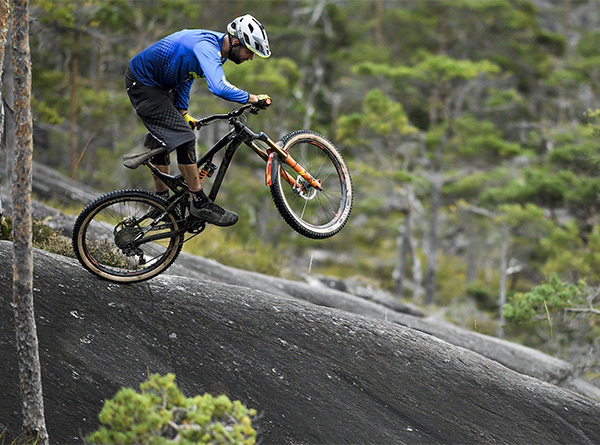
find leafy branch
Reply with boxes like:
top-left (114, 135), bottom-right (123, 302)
top-left (504, 274), bottom-right (599, 323)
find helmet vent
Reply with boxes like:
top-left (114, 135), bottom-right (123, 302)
top-left (227, 14), bottom-right (271, 58)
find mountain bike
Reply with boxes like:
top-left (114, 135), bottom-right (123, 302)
top-left (72, 104), bottom-right (353, 282)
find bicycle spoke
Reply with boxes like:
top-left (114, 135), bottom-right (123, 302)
top-left (73, 190), bottom-right (184, 282)
top-left (270, 131), bottom-right (352, 239)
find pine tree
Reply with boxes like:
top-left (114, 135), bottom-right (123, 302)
top-left (12, 0), bottom-right (49, 442)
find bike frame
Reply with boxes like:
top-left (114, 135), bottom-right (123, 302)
top-left (143, 105), bottom-right (322, 222)
top-left (74, 103), bottom-right (352, 282)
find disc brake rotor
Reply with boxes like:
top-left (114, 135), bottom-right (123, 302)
top-left (294, 176), bottom-right (318, 200)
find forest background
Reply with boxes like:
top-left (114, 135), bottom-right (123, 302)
top-left (1, 0), bottom-right (599, 380)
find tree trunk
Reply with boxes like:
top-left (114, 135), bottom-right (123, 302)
top-left (562, 0), bottom-right (572, 57)
top-left (424, 124), bottom-right (452, 305)
top-left (395, 184), bottom-right (422, 301)
top-left (424, 174), bottom-right (441, 305)
top-left (374, 0), bottom-right (384, 47)
top-left (497, 222), bottom-right (509, 338)
top-left (409, 185), bottom-right (423, 302)
top-left (95, 35), bottom-right (106, 89)
top-left (70, 30), bottom-right (80, 177)
top-left (466, 225), bottom-right (476, 284)
top-left (395, 223), bottom-right (408, 297)
top-left (11, 0), bottom-right (49, 442)
top-left (3, 17), bottom-right (14, 194)
top-left (0, 0), bottom-right (8, 217)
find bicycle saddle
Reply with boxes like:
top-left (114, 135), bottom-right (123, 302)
top-left (123, 147), bottom-right (167, 169)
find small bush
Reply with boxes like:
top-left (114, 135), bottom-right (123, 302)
top-left (0, 215), bottom-right (11, 240)
top-left (503, 274), bottom-right (587, 323)
top-left (83, 238), bottom-right (133, 269)
top-left (0, 216), bottom-right (75, 257)
top-left (87, 373), bottom-right (257, 445)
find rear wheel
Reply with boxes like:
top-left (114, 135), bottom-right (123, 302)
top-left (72, 189), bottom-right (184, 282)
top-left (270, 130), bottom-right (353, 239)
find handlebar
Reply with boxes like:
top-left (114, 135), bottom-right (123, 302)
top-left (196, 104), bottom-right (258, 128)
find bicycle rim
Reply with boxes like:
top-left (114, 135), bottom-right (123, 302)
top-left (72, 189), bottom-right (184, 282)
top-left (270, 130), bottom-right (353, 239)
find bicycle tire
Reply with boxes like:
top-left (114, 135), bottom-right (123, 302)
top-left (72, 189), bottom-right (184, 282)
top-left (270, 130), bottom-right (353, 239)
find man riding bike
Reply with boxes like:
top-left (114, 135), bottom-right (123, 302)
top-left (126, 14), bottom-right (272, 227)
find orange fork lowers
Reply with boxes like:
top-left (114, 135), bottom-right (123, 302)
top-left (255, 138), bottom-right (323, 191)
top-left (283, 153), bottom-right (323, 190)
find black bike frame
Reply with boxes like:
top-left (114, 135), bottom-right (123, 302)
top-left (138, 105), bottom-right (313, 239)
top-left (129, 126), bottom-right (247, 242)
top-left (146, 126), bottom-right (243, 204)
top-left (146, 104), bottom-right (287, 200)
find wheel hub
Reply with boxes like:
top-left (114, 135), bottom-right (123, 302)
top-left (114, 226), bottom-right (142, 250)
top-left (294, 176), bottom-right (318, 200)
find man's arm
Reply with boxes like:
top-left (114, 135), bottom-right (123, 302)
top-left (195, 41), bottom-right (250, 104)
top-left (175, 80), bottom-right (193, 110)
top-left (247, 94), bottom-right (262, 105)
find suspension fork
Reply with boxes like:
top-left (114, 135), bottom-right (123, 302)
top-left (250, 134), bottom-right (322, 190)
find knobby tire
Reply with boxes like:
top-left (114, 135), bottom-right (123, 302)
top-left (72, 189), bottom-right (184, 282)
top-left (270, 130), bottom-right (353, 239)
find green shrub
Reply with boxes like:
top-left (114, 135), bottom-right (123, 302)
top-left (503, 273), bottom-right (586, 323)
top-left (0, 216), bottom-right (74, 257)
top-left (0, 216), bottom-right (10, 240)
top-left (87, 374), bottom-right (257, 445)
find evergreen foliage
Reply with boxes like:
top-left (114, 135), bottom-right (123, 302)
top-left (504, 273), bottom-right (599, 365)
top-left (504, 273), bottom-right (587, 323)
top-left (86, 373), bottom-right (257, 445)
top-left (3, 0), bottom-right (599, 371)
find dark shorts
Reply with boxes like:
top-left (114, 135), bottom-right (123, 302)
top-left (126, 68), bottom-right (195, 165)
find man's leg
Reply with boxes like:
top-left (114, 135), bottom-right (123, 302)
top-left (154, 164), bottom-right (170, 198)
top-left (179, 163), bottom-right (201, 192)
top-left (176, 143), bottom-right (238, 227)
top-left (142, 134), bottom-right (172, 197)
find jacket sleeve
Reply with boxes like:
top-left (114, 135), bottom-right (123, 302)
top-left (175, 80), bottom-right (193, 110)
top-left (194, 41), bottom-right (250, 104)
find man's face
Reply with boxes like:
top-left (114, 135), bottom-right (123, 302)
top-left (229, 41), bottom-right (254, 64)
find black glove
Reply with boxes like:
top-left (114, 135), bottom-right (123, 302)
top-left (255, 94), bottom-right (272, 109)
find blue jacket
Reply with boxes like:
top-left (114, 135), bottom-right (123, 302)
top-left (129, 29), bottom-right (249, 110)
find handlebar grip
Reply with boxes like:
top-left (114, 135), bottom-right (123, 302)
top-left (255, 95), bottom-right (271, 110)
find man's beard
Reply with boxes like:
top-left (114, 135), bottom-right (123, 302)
top-left (229, 45), bottom-right (245, 64)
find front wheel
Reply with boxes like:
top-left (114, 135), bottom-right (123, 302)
top-left (72, 189), bottom-right (184, 282)
top-left (270, 130), bottom-right (353, 239)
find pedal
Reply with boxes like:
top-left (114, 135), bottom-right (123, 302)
top-left (187, 219), bottom-right (206, 234)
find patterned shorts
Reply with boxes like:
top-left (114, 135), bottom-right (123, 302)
top-left (126, 68), bottom-right (195, 165)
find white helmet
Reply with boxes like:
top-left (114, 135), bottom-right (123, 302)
top-left (227, 14), bottom-right (271, 58)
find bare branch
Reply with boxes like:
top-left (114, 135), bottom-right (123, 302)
top-left (565, 307), bottom-right (600, 315)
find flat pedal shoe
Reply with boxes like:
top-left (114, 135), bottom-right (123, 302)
top-left (189, 200), bottom-right (238, 227)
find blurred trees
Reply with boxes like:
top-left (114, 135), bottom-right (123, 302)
top-left (2, 0), bottom-right (599, 339)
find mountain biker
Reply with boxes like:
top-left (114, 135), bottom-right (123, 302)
top-left (126, 14), bottom-right (272, 227)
